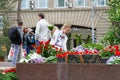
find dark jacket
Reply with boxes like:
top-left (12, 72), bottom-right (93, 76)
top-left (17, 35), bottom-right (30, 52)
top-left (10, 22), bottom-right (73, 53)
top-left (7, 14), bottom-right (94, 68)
top-left (10, 27), bottom-right (22, 45)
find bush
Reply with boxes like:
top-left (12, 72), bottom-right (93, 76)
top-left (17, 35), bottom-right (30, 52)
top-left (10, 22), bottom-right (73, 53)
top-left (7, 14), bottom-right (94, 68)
top-left (0, 35), bottom-right (10, 56)
top-left (82, 43), bottom-right (104, 50)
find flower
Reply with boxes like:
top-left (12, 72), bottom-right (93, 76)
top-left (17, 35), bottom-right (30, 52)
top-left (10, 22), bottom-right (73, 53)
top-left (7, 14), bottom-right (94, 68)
top-left (2, 68), bottom-right (16, 74)
top-left (32, 40), bottom-right (63, 58)
top-left (56, 51), bottom-right (83, 58)
top-left (115, 51), bottom-right (120, 56)
top-left (99, 45), bottom-right (118, 58)
top-left (0, 68), bottom-right (17, 80)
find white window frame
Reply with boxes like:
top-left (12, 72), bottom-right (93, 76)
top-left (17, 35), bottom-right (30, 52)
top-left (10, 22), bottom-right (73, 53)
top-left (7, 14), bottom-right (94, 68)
top-left (55, 0), bottom-right (67, 8)
top-left (21, 0), bottom-right (30, 9)
top-left (35, 0), bottom-right (48, 8)
top-left (0, 16), bottom-right (3, 30)
top-left (95, 0), bottom-right (107, 6)
top-left (74, 0), bottom-right (86, 7)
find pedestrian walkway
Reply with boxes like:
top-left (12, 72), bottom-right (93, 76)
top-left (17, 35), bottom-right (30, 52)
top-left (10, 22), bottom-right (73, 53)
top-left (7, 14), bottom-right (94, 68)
top-left (0, 62), bottom-right (12, 70)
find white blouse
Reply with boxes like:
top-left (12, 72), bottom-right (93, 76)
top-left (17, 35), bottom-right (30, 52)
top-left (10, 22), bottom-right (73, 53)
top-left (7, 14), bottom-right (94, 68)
top-left (50, 30), bottom-right (68, 51)
top-left (35, 19), bottom-right (50, 42)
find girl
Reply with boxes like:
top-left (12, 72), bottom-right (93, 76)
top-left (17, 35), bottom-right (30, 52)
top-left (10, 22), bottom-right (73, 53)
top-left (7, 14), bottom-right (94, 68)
top-left (50, 23), bottom-right (71, 51)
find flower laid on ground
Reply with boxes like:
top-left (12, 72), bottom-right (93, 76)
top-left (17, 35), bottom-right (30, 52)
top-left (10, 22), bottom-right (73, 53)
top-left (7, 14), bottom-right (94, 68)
top-left (20, 40), bottom-right (63, 63)
top-left (56, 46), bottom-right (99, 58)
top-left (83, 48), bottom-right (99, 54)
top-left (106, 56), bottom-right (120, 64)
top-left (99, 45), bottom-right (120, 58)
top-left (56, 51), bottom-right (83, 58)
top-left (32, 40), bottom-right (63, 58)
top-left (2, 67), bottom-right (16, 74)
top-left (19, 52), bottom-right (46, 63)
top-left (72, 45), bottom-right (99, 54)
top-left (72, 45), bottom-right (85, 52)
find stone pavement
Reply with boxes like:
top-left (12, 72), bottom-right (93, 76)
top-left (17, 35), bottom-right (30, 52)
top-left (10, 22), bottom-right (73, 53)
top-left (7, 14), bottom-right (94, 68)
top-left (0, 62), bottom-right (13, 70)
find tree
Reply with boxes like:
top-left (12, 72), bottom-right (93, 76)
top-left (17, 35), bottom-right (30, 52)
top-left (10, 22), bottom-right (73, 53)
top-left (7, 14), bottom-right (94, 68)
top-left (108, 0), bottom-right (120, 38)
top-left (0, 0), bottom-right (17, 11)
top-left (0, 0), bottom-right (18, 55)
top-left (101, 0), bottom-right (120, 45)
top-left (0, 0), bottom-right (18, 36)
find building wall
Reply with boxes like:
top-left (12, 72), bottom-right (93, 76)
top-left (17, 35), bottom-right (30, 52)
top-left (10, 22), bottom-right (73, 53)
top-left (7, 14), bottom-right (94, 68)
top-left (6, 0), bottom-right (110, 43)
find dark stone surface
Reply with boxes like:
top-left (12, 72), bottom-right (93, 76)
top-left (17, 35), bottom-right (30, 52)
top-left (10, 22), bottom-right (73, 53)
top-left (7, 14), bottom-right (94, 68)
top-left (17, 63), bottom-right (58, 80)
top-left (17, 63), bottom-right (120, 80)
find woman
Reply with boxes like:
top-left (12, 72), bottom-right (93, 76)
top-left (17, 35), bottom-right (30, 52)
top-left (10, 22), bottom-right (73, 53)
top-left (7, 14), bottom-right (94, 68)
top-left (23, 28), bottom-right (35, 54)
top-left (23, 28), bottom-right (28, 53)
top-left (50, 23), bottom-right (71, 51)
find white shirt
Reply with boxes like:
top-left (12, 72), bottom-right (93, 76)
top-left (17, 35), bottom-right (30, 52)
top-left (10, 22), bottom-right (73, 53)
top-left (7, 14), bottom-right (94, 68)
top-left (50, 30), bottom-right (68, 51)
top-left (35, 19), bottom-right (50, 42)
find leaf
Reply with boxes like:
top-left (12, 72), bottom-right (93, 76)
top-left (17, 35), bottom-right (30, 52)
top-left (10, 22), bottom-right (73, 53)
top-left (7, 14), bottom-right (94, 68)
top-left (5, 72), bottom-right (17, 80)
top-left (46, 56), bottom-right (57, 63)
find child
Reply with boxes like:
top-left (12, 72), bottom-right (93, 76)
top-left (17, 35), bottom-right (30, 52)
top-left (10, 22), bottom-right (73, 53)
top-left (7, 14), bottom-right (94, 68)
top-left (50, 23), bottom-right (71, 51)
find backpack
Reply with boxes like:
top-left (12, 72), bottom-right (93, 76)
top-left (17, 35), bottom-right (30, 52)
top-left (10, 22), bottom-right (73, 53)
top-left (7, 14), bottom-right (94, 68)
top-left (8, 27), bottom-right (19, 41)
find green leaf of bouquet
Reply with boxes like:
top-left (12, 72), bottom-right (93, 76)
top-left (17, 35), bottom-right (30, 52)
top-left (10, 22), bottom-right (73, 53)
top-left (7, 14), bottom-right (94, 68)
top-left (46, 56), bottom-right (55, 61)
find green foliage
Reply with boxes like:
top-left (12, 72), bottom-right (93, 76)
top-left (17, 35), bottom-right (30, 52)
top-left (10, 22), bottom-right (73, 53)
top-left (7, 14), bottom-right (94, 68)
top-left (0, 35), bottom-right (10, 56)
top-left (108, 0), bottom-right (120, 21)
top-left (42, 45), bottom-right (60, 58)
top-left (84, 35), bottom-right (92, 44)
top-left (46, 56), bottom-right (57, 63)
top-left (82, 43), bottom-right (104, 50)
top-left (101, 0), bottom-right (120, 45)
top-left (101, 28), bottom-right (120, 45)
top-left (73, 33), bottom-right (83, 46)
top-left (0, 0), bottom-right (18, 11)
top-left (0, 0), bottom-right (18, 36)
top-left (48, 25), bottom-right (54, 31)
top-left (3, 16), bottom-right (10, 37)
top-left (99, 50), bottom-right (114, 58)
top-left (110, 57), bottom-right (120, 64)
top-left (72, 33), bottom-right (92, 46)
top-left (0, 72), bottom-right (17, 80)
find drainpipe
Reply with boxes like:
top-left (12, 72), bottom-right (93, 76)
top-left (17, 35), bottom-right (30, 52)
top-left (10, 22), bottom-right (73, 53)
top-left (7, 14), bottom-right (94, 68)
top-left (92, 0), bottom-right (95, 43)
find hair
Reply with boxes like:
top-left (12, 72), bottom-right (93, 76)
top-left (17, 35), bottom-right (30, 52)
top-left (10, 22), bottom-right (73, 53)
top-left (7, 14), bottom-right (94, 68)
top-left (18, 21), bottom-right (23, 26)
top-left (23, 28), bottom-right (28, 33)
top-left (61, 23), bottom-right (71, 30)
top-left (38, 13), bottom-right (44, 19)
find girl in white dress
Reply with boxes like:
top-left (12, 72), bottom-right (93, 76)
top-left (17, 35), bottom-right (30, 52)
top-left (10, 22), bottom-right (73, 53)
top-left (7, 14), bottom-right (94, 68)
top-left (50, 23), bottom-right (71, 51)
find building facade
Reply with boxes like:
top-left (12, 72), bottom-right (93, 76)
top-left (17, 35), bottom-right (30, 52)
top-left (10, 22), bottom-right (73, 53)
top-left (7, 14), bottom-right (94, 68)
top-left (0, 0), bottom-right (110, 43)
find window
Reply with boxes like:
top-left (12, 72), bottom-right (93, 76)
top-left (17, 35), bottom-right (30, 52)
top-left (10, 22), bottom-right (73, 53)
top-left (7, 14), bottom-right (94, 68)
top-left (75, 0), bottom-right (86, 7)
top-left (36, 0), bottom-right (48, 8)
top-left (0, 16), bottom-right (3, 29)
top-left (55, 0), bottom-right (67, 8)
top-left (21, 0), bottom-right (30, 9)
top-left (95, 0), bottom-right (106, 6)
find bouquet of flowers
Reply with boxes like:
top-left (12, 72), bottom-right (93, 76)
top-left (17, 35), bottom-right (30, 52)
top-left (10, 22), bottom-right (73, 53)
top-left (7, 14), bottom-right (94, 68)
top-left (48, 25), bottom-right (54, 31)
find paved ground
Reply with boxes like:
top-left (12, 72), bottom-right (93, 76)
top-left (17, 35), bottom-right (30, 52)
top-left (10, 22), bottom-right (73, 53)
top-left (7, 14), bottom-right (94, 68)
top-left (0, 62), bottom-right (13, 70)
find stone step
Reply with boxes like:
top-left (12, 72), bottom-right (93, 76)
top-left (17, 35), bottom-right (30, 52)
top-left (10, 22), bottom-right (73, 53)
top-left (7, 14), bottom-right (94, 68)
top-left (0, 67), bottom-right (13, 70)
top-left (0, 62), bottom-right (12, 67)
top-left (0, 62), bottom-right (13, 70)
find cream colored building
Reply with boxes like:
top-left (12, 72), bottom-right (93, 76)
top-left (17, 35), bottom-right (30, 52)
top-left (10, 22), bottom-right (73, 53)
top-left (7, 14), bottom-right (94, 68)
top-left (0, 0), bottom-right (110, 43)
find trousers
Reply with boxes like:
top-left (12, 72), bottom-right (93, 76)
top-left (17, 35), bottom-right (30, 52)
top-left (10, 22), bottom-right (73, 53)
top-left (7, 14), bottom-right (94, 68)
top-left (11, 44), bottom-right (21, 67)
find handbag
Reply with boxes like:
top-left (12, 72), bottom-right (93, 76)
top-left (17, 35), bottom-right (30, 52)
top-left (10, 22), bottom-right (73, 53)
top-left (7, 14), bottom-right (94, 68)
top-left (20, 47), bottom-right (27, 59)
top-left (8, 47), bottom-right (14, 60)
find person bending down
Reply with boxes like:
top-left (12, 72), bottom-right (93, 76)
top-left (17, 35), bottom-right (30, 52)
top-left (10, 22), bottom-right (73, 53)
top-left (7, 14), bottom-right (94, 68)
top-left (50, 23), bottom-right (71, 51)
